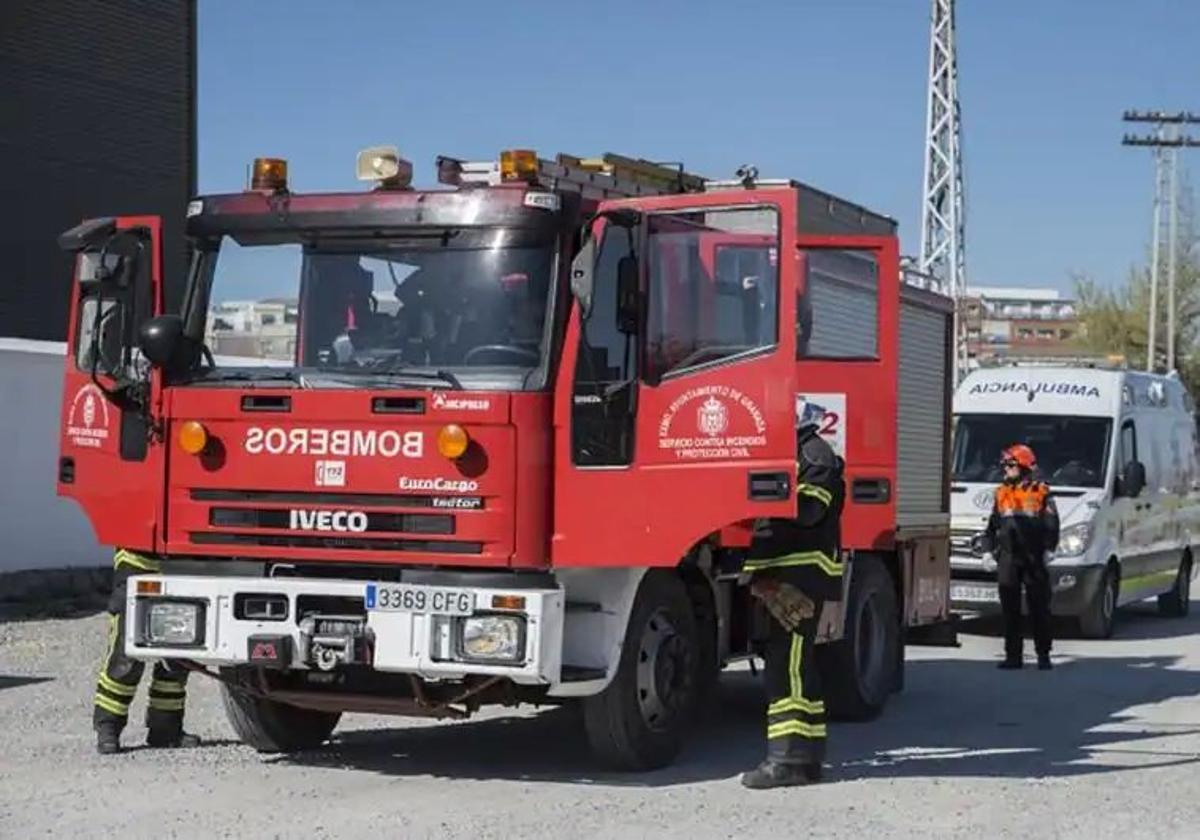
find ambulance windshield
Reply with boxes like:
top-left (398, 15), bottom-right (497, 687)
top-left (953, 414), bottom-right (1112, 488)
top-left (189, 227), bottom-right (556, 390)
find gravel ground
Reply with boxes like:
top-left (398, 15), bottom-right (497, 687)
top-left (3, 599), bottom-right (1200, 840)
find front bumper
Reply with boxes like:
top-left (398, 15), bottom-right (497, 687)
top-left (949, 557), bottom-right (1107, 617)
top-left (125, 574), bottom-right (565, 686)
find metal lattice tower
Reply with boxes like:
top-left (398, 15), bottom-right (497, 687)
top-left (919, 0), bottom-right (967, 382)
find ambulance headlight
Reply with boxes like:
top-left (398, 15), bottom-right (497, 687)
top-left (458, 615), bottom-right (525, 663)
top-left (1057, 522), bottom-right (1093, 558)
top-left (144, 601), bottom-right (205, 647)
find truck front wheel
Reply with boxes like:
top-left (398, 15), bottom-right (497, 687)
top-left (819, 557), bottom-right (899, 721)
top-left (219, 671), bottom-right (341, 753)
top-left (582, 571), bottom-right (699, 770)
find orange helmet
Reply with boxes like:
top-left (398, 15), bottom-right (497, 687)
top-left (1002, 444), bottom-right (1037, 470)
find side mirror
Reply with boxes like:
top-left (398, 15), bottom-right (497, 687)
top-left (616, 255), bottom-right (639, 334)
top-left (1120, 460), bottom-right (1147, 498)
top-left (569, 235), bottom-right (597, 317)
top-left (138, 314), bottom-right (186, 370)
top-left (57, 217), bottom-right (117, 253)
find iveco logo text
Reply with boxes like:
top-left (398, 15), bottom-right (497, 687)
top-left (289, 509), bottom-right (368, 532)
top-left (245, 427), bottom-right (423, 458)
top-left (399, 476), bottom-right (480, 493)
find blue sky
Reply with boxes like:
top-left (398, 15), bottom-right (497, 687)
top-left (198, 0), bottom-right (1200, 295)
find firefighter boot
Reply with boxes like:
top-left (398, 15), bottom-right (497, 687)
top-left (741, 760), bottom-right (822, 789)
top-left (96, 722), bottom-right (122, 755)
top-left (997, 657), bottom-right (1023, 670)
top-left (1037, 654), bottom-right (1053, 671)
top-left (146, 728), bottom-right (201, 749)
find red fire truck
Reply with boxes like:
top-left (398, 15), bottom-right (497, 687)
top-left (56, 148), bottom-right (953, 769)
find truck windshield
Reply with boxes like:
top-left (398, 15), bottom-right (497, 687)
top-left (953, 414), bottom-right (1112, 488)
top-left (189, 228), bottom-right (556, 390)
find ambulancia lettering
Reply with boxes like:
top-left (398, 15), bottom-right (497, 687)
top-left (967, 381), bottom-right (1102, 400)
top-left (288, 509), bottom-right (369, 533)
top-left (245, 427), bottom-right (423, 458)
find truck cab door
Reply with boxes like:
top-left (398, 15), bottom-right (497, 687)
top-left (57, 216), bottom-right (167, 551)
top-left (793, 236), bottom-right (900, 551)
top-left (553, 193), bottom-right (799, 567)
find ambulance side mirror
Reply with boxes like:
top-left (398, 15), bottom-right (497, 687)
top-left (1119, 460), bottom-right (1146, 498)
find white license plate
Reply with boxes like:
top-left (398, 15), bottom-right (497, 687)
top-left (951, 583), bottom-right (999, 603)
top-left (365, 583), bottom-right (475, 615)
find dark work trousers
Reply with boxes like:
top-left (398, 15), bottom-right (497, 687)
top-left (93, 565), bottom-right (190, 734)
top-left (998, 561), bottom-right (1053, 660)
top-left (763, 607), bottom-right (827, 765)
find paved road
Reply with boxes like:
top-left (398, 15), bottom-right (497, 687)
top-left (3, 599), bottom-right (1199, 839)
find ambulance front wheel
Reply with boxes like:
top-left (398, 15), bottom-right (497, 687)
top-left (582, 571), bottom-right (699, 771)
top-left (219, 669), bottom-right (341, 753)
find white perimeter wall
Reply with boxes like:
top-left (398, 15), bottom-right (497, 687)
top-left (0, 339), bottom-right (106, 572)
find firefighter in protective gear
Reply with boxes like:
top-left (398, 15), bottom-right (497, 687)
top-left (740, 420), bottom-right (845, 789)
top-left (93, 549), bottom-right (199, 754)
top-left (981, 444), bottom-right (1060, 671)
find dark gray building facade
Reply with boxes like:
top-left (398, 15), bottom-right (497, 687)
top-left (1, 0), bottom-right (196, 340)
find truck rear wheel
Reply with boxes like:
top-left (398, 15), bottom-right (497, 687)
top-left (582, 571), bottom-right (698, 770)
top-left (819, 557), bottom-right (899, 721)
top-left (219, 671), bottom-right (341, 753)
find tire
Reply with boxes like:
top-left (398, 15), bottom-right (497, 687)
top-left (1079, 566), bottom-right (1118, 639)
top-left (582, 571), bottom-right (699, 770)
top-left (819, 557), bottom-right (899, 722)
top-left (219, 671), bottom-right (341, 753)
top-left (1158, 555), bottom-right (1192, 618)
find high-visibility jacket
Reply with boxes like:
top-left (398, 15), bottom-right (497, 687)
top-left (744, 427), bottom-right (846, 602)
top-left (981, 478), bottom-right (1060, 570)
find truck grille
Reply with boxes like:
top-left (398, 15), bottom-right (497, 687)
top-left (185, 489), bottom-right (486, 557)
top-left (190, 532), bottom-right (484, 554)
top-left (208, 507), bottom-right (454, 535)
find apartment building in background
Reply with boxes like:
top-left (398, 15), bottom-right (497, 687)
top-left (964, 286), bottom-right (1081, 365)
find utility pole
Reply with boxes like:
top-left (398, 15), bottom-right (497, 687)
top-left (1122, 110), bottom-right (1200, 372)
top-left (919, 0), bottom-right (967, 384)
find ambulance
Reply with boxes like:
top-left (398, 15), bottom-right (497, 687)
top-left (949, 361), bottom-right (1200, 637)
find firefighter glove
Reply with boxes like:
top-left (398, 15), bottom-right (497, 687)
top-left (752, 579), bottom-right (815, 632)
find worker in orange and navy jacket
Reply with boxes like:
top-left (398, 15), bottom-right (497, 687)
top-left (93, 549), bottom-right (200, 754)
top-left (980, 444), bottom-right (1060, 671)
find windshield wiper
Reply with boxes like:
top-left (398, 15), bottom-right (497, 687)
top-left (187, 369), bottom-right (308, 387)
top-left (368, 365), bottom-right (464, 390)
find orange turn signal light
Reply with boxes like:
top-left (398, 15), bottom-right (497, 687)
top-left (436, 424), bottom-right (470, 460)
top-left (178, 420), bottom-right (209, 455)
top-left (136, 579), bottom-right (163, 595)
top-left (491, 594), bottom-right (526, 610)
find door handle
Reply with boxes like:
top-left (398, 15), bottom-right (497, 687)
top-left (748, 471), bottom-right (791, 501)
top-left (852, 478), bottom-right (891, 504)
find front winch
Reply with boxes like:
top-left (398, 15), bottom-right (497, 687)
top-left (297, 614), bottom-right (372, 671)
